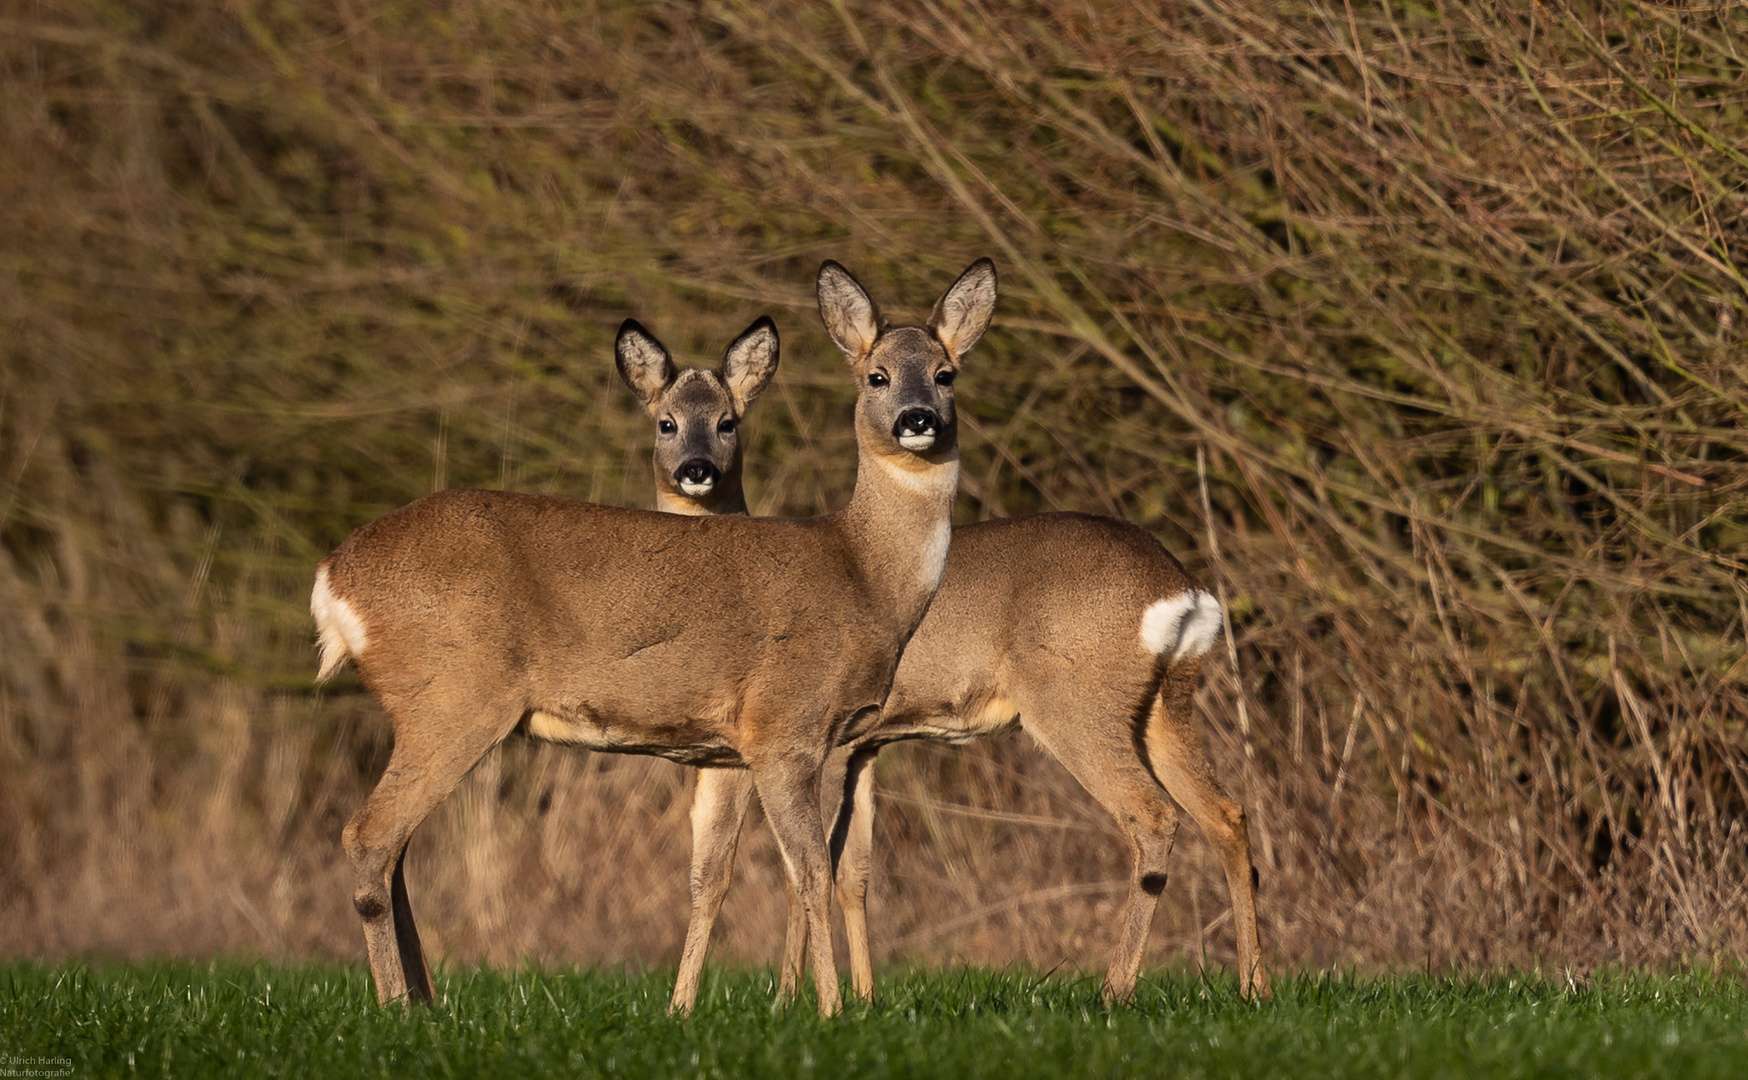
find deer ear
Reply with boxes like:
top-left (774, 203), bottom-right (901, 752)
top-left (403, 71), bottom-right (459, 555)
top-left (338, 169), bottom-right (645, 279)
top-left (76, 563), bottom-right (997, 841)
top-left (817, 260), bottom-right (882, 366)
top-left (720, 316), bottom-right (779, 414)
top-left (928, 258), bottom-right (997, 359)
top-left (615, 319), bottom-right (676, 409)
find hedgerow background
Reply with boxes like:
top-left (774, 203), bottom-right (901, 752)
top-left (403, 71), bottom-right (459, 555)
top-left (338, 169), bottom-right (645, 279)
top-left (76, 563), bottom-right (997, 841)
top-left (1, 0), bottom-right (1743, 975)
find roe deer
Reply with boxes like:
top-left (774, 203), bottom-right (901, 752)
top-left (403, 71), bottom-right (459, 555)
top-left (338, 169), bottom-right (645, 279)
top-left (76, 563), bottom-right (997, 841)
top-left (309, 257), bottom-right (997, 1015)
top-left (646, 289), bottom-right (1271, 1013)
top-left (616, 306), bottom-right (777, 518)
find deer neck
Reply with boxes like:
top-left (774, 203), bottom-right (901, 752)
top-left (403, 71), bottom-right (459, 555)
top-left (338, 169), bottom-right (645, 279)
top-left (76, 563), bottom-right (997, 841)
top-left (653, 460), bottom-right (748, 517)
top-left (837, 431), bottom-right (958, 621)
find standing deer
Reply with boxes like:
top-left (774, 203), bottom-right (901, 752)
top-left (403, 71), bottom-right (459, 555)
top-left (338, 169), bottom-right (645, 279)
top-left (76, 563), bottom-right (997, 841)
top-left (310, 257), bottom-right (998, 1015)
top-left (642, 271), bottom-right (1271, 1014)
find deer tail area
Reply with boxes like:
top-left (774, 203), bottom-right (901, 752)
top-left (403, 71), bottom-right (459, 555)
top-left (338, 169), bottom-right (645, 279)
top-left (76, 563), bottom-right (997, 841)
top-left (1138, 588), bottom-right (1223, 665)
top-left (310, 560), bottom-right (369, 683)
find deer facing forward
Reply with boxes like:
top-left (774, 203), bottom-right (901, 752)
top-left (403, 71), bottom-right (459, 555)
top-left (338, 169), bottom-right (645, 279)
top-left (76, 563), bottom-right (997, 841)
top-left (628, 264), bottom-right (1271, 1013)
top-left (310, 258), bottom-right (998, 1015)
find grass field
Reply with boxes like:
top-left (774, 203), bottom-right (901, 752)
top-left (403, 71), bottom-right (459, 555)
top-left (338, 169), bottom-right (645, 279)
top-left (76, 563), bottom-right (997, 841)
top-left (5, 0), bottom-right (1746, 973)
top-left (4, 963), bottom-right (1746, 1079)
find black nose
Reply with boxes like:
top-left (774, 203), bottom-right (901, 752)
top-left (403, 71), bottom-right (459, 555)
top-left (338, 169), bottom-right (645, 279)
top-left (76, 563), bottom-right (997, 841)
top-left (893, 408), bottom-right (941, 438)
top-left (676, 460), bottom-right (719, 486)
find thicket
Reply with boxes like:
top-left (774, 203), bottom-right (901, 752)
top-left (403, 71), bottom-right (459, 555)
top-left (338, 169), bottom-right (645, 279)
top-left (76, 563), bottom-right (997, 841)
top-left (1, 0), bottom-right (1743, 973)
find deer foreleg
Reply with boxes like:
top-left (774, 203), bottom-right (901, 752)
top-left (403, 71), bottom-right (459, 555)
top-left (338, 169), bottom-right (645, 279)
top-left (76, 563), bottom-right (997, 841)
top-left (828, 746), bottom-right (879, 1001)
top-left (670, 767), bottom-right (757, 1014)
top-left (751, 750), bottom-right (842, 1017)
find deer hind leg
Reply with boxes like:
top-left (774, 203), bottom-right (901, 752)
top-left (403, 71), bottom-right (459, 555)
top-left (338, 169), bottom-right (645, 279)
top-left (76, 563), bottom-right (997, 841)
top-left (389, 847), bottom-right (431, 1001)
top-left (1028, 704), bottom-right (1184, 1004)
top-left (749, 749), bottom-right (841, 1017)
top-left (1145, 670), bottom-right (1272, 1001)
top-left (828, 746), bottom-right (879, 1001)
top-left (670, 766), bottom-right (757, 1015)
top-left (342, 709), bottom-right (516, 1005)
top-left (777, 874), bottom-right (807, 1002)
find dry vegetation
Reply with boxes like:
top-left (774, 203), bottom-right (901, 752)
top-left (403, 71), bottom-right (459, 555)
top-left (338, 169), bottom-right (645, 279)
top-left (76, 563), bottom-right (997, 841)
top-left (1, 0), bottom-right (1744, 977)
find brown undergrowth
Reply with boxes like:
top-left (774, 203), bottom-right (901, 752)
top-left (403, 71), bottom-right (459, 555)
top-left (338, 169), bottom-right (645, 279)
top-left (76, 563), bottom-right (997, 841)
top-left (1, 0), bottom-right (1744, 976)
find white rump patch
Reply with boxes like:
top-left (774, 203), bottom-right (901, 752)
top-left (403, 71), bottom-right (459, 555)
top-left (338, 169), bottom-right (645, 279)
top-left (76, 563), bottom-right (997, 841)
top-left (918, 519), bottom-right (951, 589)
top-left (1139, 589), bottom-right (1223, 662)
top-left (311, 564), bottom-right (369, 682)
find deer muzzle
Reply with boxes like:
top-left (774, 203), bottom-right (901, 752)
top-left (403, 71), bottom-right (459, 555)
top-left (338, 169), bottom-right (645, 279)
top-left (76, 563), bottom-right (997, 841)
top-left (675, 459), bottom-right (720, 496)
top-left (893, 407), bottom-right (942, 451)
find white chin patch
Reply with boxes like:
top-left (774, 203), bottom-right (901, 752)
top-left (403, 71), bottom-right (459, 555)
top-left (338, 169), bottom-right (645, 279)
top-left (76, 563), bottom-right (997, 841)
top-left (898, 433), bottom-right (937, 451)
top-left (678, 480), bottom-right (715, 497)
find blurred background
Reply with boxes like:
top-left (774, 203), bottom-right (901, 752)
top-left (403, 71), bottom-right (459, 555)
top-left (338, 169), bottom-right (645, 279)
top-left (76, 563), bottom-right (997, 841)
top-left (2, 0), bottom-right (1744, 977)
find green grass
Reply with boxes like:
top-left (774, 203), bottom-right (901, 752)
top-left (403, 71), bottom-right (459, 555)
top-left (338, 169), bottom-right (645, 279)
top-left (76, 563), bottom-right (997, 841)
top-left (4, 963), bottom-right (1746, 1078)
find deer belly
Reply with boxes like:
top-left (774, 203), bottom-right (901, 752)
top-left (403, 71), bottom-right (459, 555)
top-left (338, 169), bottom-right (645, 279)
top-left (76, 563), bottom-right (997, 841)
top-left (524, 709), bottom-right (742, 767)
top-left (902, 691), bottom-right (1020, 744)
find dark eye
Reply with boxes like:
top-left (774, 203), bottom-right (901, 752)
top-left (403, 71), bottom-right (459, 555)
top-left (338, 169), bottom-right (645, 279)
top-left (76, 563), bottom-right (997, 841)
top-left (868, 372), bottom-right (889, 387)
top-left (934, 370), bottom-right (956, 386)
top-left (658, 419), bottom-right (677, 434)
top-left (717, 418), bottom-right (736, 434)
